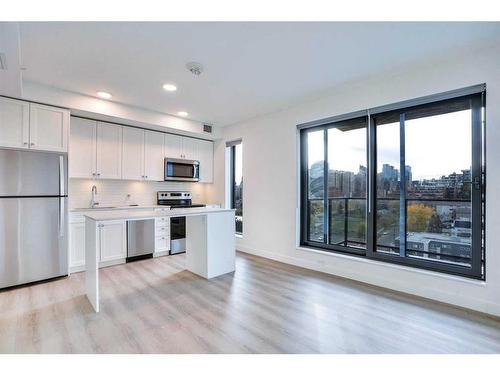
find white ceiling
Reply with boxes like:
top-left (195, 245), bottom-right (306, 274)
top-left (18, 22), bottom-right (500, 126)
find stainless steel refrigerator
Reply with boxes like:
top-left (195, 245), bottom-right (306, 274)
top-left (0, 149), bottom-right (68, 289)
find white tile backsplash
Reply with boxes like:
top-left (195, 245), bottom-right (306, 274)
top-left (69, 178), bottom-right (210, 209)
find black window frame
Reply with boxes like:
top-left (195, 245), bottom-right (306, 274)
top-left (299, 86), bottom-right (486, 280)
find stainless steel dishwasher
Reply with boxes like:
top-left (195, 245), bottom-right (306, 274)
top-left (127, 219), bottom-right (155, 261)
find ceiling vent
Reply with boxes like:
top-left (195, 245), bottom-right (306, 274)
top-left (186, 61), bottom-right (204, 76)
top-left (0, 53), bottom-right (7, 70)
top-left (203, 124), bottom-right (213, 133)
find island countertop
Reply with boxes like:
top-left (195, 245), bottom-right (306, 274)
top-left (84, 206), bottom-right (236, 312)
top-left (83, 207), bottom-right (235, 222)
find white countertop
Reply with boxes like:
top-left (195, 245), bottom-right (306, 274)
top-left (71, 205), bottom-right (168, 212)
top-left (84, 207), bottom-right (235, 221)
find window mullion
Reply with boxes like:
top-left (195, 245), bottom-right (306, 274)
top-left (366, 113), bottom-right (375, 257)
top-left (323, 129), bottom-right (329, 244)
top-left (399, 113), bottom-right (407, 257)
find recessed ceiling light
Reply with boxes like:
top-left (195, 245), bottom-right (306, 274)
top-left (177, 111), bottom-right (188, 117)
top-left (96, 91), bottom-right (112, 99)
top-left (163, 83), bottom-right (177, 92)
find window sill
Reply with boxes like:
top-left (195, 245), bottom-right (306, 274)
top-left (236, 233), bottom-right (243, 239)
top-left (296, 245), bottom-right (487, 287)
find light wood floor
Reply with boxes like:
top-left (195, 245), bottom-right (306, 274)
top-left (1, 251), bottom-right (500, 353)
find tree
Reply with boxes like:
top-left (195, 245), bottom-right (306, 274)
top-left (407, 204), bottom-right (434, 232)
top-left (427, 213), bottom-right (444, 233)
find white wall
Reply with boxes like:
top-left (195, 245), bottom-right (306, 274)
top-left (209, 44), bottom-right (500, 316)
top-left (69, 179), bottom-right (210, 209)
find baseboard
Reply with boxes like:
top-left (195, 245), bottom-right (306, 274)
top-left (153, 251), bottom-right (169, 258)
top-left (69, 264), bottom-right (86, 274)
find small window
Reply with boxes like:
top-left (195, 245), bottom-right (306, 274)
top-left (228, 141), bottom-right (243, 234)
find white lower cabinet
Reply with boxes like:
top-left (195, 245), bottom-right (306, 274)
top-left (154, 215), bottom-right (170, 255)
top-left (69, 220), bottom-right (86, 272)
top-left (69, 213), bottom-right (127, 272)
top-left (69, 211), bottom-right (171, 272)
top-left (99, 220), bottom-right (127, 265)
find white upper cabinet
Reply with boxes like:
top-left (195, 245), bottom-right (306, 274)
top-left (121, 127), bottom-right (145, 180)
top-left (144, 130), bottom-right (164, 181)
top-left (0, 97), bottom-right (30, 149)
top-left (197, 139), bottom-right (214, 183)
top-left (0, 98), bottom-right (68, 153)
top-left (69, 117), bottom-right (97, 178)
top-left (164, 133), bottom-right (200, 161)
top-left (96, 122), bottom-right (122, 179)
top-left (182, 137), bottom-right (198, 161)
top-left (68, 115), bottom-right (213, 184)
top-left (164, 133), bottom-right (184, 159)
top-left (29, 103), bottom-right (69, 152)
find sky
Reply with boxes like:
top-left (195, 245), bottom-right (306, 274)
top-left (308, 109), bottom-right (472, 181)
top-left (234, 143), bottom-right (243, 184)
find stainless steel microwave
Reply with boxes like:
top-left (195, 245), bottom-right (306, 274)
top-left (164, 158), bottom-right (200, 182)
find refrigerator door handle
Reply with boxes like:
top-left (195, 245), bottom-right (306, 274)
top-left (59, 155), bottom-right (65, 196)
top-left (59, 198), bottom-right (65, 237)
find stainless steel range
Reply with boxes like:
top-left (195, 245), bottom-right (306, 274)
top-left (157, 191), bottom-right (205, 254)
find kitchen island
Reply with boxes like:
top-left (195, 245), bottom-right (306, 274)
top-left (84, 207), bottom-right (236, 312)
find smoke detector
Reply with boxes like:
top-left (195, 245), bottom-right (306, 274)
top-left (186, 62), bottom-right (204, 76)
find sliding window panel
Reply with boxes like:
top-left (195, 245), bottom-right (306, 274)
top-left (404, 107), bottom-right (473, 267)
top-left (306, 130), bottom-right (325, 243)
top-left (375, 118), bottom-right (401, 255)
top-left (327, 118), bottom-right (367, 251)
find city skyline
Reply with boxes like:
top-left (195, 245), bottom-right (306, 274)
top-left (309, 159), bottom-right (471, 200)
top-left (307, 109), bottom-right (472, 181)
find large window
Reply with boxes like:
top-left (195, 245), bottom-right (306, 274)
top-left (229, 141), bottom-right (243, 234)
top-left (300, 87), bottom-right (485, 279)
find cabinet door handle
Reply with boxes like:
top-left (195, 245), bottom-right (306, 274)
top-left (30, 142), bottom-right (35, 146)
top-left (23, 142), bottom-right (28, 145)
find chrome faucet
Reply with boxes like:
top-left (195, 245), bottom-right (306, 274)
top-left (91, 185), bottom-right (99, 208)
